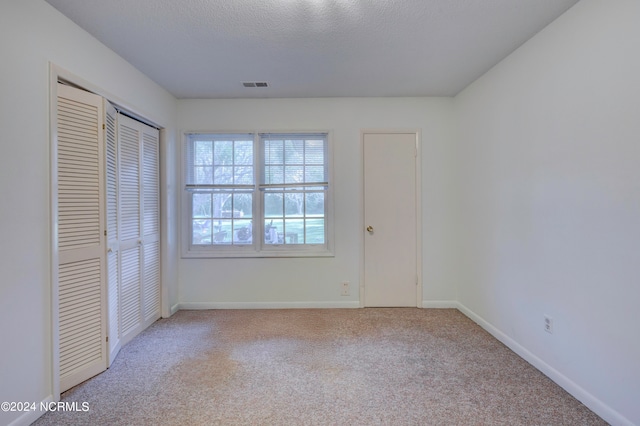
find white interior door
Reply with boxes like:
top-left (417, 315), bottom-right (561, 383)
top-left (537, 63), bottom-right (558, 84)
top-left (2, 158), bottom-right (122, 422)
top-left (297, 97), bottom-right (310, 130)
top-left (56, 83), bottom-right (108, 392)
top-left (363, 132), bottom-right (418, 307)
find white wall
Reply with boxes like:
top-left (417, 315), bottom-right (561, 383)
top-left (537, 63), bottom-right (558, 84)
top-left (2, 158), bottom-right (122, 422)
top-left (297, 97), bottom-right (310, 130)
top-left (454, 0), bottom-right (640, 424)
top-left (0, 1), bottom-right (177, 425)
top-left (177, 98), bottom-right (457, 308)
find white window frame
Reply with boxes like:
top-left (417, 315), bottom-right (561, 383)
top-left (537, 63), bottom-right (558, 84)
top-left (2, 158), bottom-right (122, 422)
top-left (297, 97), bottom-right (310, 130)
top-left (181, 131), bottom-right (334, 258)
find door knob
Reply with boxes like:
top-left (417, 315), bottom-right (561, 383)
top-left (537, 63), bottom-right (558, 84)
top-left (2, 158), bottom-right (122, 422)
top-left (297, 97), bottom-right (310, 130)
top-left (366, 226), bottom-right (374, 233)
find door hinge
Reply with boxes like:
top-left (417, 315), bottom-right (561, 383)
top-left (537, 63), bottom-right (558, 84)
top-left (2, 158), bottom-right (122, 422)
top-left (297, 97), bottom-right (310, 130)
top-left (104, 230), bottom-right (107, 236)
top-left (106, 335), bottom-right (109, 343)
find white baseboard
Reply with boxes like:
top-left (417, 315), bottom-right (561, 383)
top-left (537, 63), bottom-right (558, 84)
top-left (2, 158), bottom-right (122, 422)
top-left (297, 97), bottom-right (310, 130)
top-left (169, 302), bottom-right (180, 316)
top-left (455, 302), bottom-right (633, 426)
top-left (179, 300), bottom-right (460, 310)
top-left (421, 300), bottom-right (458, 309)
top-left (179, 301), bottom-right (361, 310)
top-left (7, 394), bottom-right (54, 426)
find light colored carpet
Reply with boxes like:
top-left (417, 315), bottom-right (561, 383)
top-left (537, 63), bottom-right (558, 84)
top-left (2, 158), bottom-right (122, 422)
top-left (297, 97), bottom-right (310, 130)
top-left (34, 309), bottom-right (606, 425)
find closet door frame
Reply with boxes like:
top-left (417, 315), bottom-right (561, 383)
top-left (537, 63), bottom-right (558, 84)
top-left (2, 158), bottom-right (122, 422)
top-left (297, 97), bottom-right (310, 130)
top-left (49, 64), bottom-right (166, 400)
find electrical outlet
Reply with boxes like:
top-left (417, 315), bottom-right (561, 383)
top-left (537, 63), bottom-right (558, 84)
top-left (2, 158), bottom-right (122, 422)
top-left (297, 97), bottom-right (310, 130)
top-left (341, 281), bottom-right (350, 296)
top-left (544, 315), bottom-right (553, 334)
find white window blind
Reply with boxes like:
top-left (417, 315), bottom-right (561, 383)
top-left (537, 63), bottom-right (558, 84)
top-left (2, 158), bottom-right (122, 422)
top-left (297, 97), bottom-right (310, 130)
top-left (260, 133), bottom-right (328, 188)
top-left (260, 133), bottom-right (328, 246)
top-left (185, 133), bottom-right (255, 190)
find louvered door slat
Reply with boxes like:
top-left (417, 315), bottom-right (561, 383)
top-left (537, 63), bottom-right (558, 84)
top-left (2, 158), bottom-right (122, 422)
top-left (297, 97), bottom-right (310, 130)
top-left (60, 317), bottom-right (102, 340)
top-left (59, 317), bottom-right (102, 340)
top-left (61, 346), bottom-right (102, 374)
top-left (59, 290), bottom-right (101, 309)
top-left (58, 98), bottom-right (98, 116)
top-left (59, 151), bottom-right (100, 163)
top-left (59, 298), bottom-right (102, 323)
top-left (58, 178), bottom-right (99, 185)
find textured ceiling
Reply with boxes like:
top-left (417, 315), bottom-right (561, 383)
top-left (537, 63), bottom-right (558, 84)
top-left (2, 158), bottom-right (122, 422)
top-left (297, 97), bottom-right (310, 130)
top-left (45, 0), bottom-right (579, 99)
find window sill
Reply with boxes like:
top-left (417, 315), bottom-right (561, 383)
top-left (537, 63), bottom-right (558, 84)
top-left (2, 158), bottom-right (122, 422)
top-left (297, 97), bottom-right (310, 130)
top-left (182, 247), bottom-right (335, 259)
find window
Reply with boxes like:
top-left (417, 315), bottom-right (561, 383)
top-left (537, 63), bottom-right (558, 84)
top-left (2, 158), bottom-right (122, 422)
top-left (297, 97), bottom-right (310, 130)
top-left (184, 132), bottom-right (332, 257)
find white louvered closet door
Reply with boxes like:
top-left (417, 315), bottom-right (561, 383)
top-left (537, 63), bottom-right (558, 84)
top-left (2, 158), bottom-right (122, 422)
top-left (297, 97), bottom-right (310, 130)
top-left (118, 114), bottom-right (143, 345)
top-left (56, 83), bottom-right (108, 392)
top-left (141, 126), bottom-right (161, 324)
top-left (117, 114), bottom-right (161, 347)
top-left (105, 103), bottom-right (121, 366)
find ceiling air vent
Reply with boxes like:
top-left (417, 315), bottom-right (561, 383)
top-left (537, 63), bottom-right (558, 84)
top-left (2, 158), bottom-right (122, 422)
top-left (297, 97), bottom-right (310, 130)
top-left (242, 81), bottom-right (269, 88)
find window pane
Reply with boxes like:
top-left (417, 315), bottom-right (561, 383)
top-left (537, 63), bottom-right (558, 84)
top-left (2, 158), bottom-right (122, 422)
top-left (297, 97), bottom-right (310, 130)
top-left (265, 193), bottom-right (283, 217)
top-left (285, 165), bottom-right (303, 184)
top-left (305, 140), bottom-right (324, 165)
top-left (233, 193), bottom-right (252, 218)
top-left (233, 219), bottom-right (252, 244)
top-left (214, 140), bottom-right (233, 165)
top-left (193, 219), bottom-right (212, 245)
top-left (305, 219), bottom-right (325, 244)
top-left (234, 140), bottom-right (253, 165)
top-left (265, 140), bottom-right (283, 165)
top-left (194, 141), bottom-right (213, 165)
top-left (305, 192), bottom-right (324, 216)
top-left (284, 193), bottom-right (304, 217)
top-left (234, 166), bottom-right (253, 185)
top-left (284, 219), bottom-right (303, 244)
top-left (285, 140), bottom-right (303, 164)
top-left (265, 219), bottom-right (283, 244)
top-left (264, 165), bottom-right (283, 185)
top-left (194, 166), bottom-right (213, 185)
top-left (192, 193), bottom-right (212, 218)
top-left (304, 166), bottom-right (325, 183)
top-left (192, 192), bottom-right (256, 246)
top-left (214, 166), bottom-right (233, 184)
top-left (213, 220), bottom-right (231, 244)
top-left (212, 193), bottom-right (231, 218)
